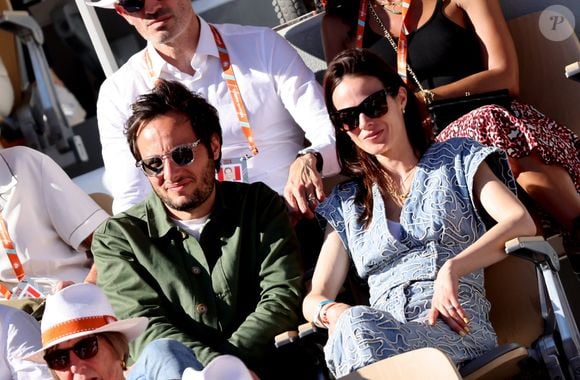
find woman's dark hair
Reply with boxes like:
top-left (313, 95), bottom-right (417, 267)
top-left (125, 79), bottom-right (223, 171)
top-left (323, 48), bottom-right (433, 227)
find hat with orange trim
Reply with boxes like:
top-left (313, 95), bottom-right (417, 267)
top-left (25, 283), bottom-right (147, 363)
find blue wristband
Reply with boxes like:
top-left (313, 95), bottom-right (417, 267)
top-left (313, 299), bottom-right (335, 328)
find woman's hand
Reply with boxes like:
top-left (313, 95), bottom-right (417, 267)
top-left (325, 302), bottom-right (351, 335)
top-left (428, 261), bottom-right (470, 336)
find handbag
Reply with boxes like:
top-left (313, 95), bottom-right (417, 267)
top-left (427, 89), bottom-right (512, 134)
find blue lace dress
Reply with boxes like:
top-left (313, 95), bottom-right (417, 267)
top-left (316, 138), bottom-right (516, 377)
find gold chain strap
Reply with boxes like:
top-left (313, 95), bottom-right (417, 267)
top-left (368, 4), bottom-right (425, 93)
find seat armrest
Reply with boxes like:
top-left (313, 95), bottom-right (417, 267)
top-left (274, 330), bottom-right (298, 348)
top-left (505, 236), bottom-right (560, 271)
top-left (460, 343), bottom-right (526, 378)
top-left (298, 322), bottom-right (319, 338)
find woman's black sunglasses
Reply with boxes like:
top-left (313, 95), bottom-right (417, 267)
top-left (44, 336), bottom-right (99, 371)
top-left (330, 89), bottom-right (391, 132)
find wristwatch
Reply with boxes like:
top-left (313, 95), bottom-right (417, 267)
top-left (297, 149), bottom-right (323, 173)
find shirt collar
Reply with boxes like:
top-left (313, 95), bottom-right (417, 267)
top-left (196, 17), bottom-right (219, 60)
top-left (0, 153), bottom-right (17, 195)
top-left (144, 16), bottom-right (218, 80)
top-left (144, 43), bottom-right (165, 80)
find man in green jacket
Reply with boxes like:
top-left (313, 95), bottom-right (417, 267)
top-left (91, 79), bottom-right (303, 378)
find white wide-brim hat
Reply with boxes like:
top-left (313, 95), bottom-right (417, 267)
top-left (25, 283), bottom-right (148, 363)
top-left (85, 0), bottom-right (117, 9)
top-left (182, 355), bottom-right (253, 380)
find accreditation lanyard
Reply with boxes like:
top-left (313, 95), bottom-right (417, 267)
top-left (143, 25), bottom-right (259, 157)
top-left (356, 0), bottom-right (412, 84)
top-left (0, 216), bottom-right (23, 299)
top-left (356, 0), bottom-right (369, 48)
top-left (396, 0), bottom-right (412, 84)
top-left (209, 25), bottom-right (258, 156)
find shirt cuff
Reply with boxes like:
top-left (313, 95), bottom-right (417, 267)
top-left (296, 148), bottom-right (323, 173)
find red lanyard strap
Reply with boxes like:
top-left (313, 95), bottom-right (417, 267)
top-left (0, 284), bottom-right (11, 299)
top-left (0, 217), bottom-right (24, 281)
top-left (0, 216), bottom-right (24, 299)
top-left (358, 0), bottom-right (413, 85)
top-left (396, 0), bottom-right (412, 83)
top-left (209, 25), bottom-right (258, 156)
top-left (356, 0), bottom-right (369, 48)
top-left (143, 25), bottom-right (259, 156)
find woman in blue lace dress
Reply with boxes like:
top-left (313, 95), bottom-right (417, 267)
top-left (302, 49), bottom-right (537, 377)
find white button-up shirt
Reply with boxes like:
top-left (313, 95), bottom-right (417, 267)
top-left (0, 147), bottom-right (109, 292)
top-left (97, 18), bottom-right (339, 214)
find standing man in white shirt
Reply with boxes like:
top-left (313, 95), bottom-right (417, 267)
top-left (88, 0), bottom-right (340, 217)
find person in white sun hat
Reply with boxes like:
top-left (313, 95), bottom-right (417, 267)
top-left (24, 283), bottom-right (202, 379)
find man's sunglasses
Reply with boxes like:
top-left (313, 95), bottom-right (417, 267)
top-left (136, 140), bottom-right (201, 177)
top-left (330, 89), bottom-right (391, 132)
top-left (44, 336), bottom-right (99, 371)
top-left (118, 0), bottom-right (144, 12)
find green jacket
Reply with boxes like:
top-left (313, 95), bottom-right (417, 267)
top-left (92, 182), bottom-right (303, 371)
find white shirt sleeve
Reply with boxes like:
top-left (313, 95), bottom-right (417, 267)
top-left (39, 152), bottom-right (110, 249)
top-left (265, 30), bottom-right (340, 177)
top-left (0, 306), bottom-right (52, 380)
top-left (97, 77), bottom-right (151, 214)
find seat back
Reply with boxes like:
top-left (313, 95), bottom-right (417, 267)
top-left (485, 256), bottom-right (543, 347)
top-left (507, 12), bottom-right (580, 135)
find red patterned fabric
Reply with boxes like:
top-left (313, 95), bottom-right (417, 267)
top-left (436, 100), bottom-right (580, 191)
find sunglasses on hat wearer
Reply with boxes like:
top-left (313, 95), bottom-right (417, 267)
top-left (136, 140), bottom-right (201, 177)
top-left (43, 336), bottom-right (100, 371)
top-left (330, 88), bottom-right (394, 132)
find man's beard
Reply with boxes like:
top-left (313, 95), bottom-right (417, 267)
top-left (155, 159), bottom-right (215, 212)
